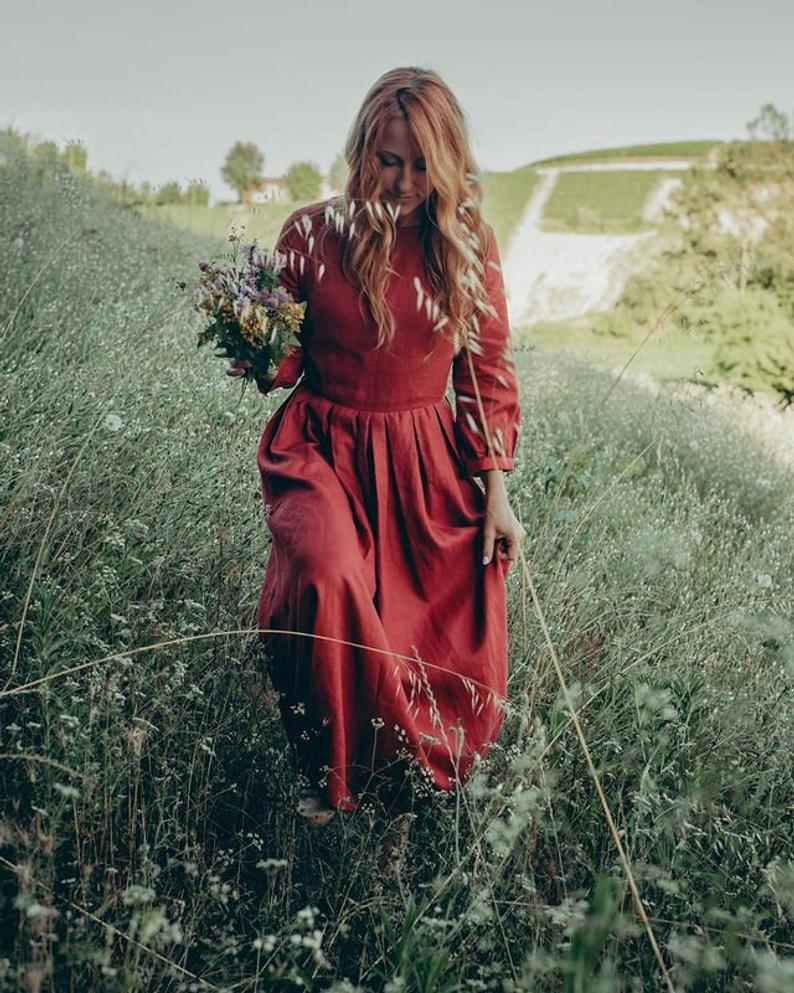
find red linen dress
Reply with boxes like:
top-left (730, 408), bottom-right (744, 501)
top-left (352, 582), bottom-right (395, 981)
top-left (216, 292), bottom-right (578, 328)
top-left (255, 200), bottom-right (520, 812)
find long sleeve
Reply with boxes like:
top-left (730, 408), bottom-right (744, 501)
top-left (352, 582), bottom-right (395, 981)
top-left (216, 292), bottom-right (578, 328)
top-left (256, 210), bottom-right (307, 396)
top-left (451, 223), bottom-right (521, 477)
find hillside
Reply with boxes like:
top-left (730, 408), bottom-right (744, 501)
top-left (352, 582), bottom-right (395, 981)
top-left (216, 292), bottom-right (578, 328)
top-left (530, 140), bottom-right (722, 167)
top-left (1, 139), bottom-right (793, 990)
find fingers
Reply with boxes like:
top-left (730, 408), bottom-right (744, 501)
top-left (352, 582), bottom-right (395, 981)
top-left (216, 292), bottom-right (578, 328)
top-left (492, 526), bottom-right (527, 570)
top-left (226, 358), bottom-right (253, 377)
top-left (503, 534), bottom-right (520, 565)
top-left (482, 520), bottom-right (496, 565)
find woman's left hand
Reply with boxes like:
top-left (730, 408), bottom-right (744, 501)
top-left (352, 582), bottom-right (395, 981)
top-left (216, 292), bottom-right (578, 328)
top-left (481, 475), bottom-right (526, 569)
top-left (226, 357), bottom-right (252, 378)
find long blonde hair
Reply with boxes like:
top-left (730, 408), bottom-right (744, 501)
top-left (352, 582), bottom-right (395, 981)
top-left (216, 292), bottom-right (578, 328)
top-left (314, 66), bottom-right (496, 353)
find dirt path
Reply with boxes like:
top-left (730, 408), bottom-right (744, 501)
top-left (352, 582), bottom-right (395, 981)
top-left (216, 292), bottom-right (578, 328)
top-left (502, 161), bottom-right (691, 326)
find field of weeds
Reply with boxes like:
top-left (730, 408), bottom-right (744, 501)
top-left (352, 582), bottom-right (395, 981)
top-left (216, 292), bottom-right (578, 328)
top-left (1, 144), bottom-right (793, 992)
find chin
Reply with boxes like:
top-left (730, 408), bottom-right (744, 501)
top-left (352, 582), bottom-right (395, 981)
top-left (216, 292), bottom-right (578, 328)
top-left (393, 198), bottom-right (425, 213)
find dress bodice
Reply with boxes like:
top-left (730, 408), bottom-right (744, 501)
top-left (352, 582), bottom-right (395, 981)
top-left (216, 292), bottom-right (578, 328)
top-left (288, 216), bottom-right (454, 411)
top-left (263, 198), bottom-right (520, 478)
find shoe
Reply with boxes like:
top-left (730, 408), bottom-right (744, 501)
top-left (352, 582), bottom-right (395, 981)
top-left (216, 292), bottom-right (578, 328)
top-left (377, 812), bottom-right (414, 878)
top-left (296, 789), bottom-right (336, 826)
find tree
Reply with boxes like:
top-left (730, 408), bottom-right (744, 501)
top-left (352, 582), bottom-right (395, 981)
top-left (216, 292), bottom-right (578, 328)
top-left (286, 160), bottom-right (322, 202)
top-left (185, 179), bottom-right (210, 207)
top-left (662, 102), bottom-right (794, 406)
top-left (221, 141), bottom-right (264, 203)
top-left (747, 103), bottom-right (792, 142)
top-left (328, 151), bottom-right (349, 195)
top-left (664, 103), bottom-right (794, 290)
top-left (155, 181), bottom-right (182, 205)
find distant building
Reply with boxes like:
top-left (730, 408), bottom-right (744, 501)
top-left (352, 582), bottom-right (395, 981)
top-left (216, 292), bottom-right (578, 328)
top-left (249, 177), bottom-right (290, 204)
top-left (249, 174), bottom-right (333, 204)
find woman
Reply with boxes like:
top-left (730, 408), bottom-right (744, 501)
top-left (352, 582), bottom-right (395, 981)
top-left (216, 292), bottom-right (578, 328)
top-left (229, 67), bottom-right (525, 835)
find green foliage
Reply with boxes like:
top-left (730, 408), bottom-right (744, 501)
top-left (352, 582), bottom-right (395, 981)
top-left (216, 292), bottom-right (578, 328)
top-left (32, 139), bottom-right (59, 170)
top-left (154, 179), bottom-right (182, 205)
top-left (374, 899), bottom-right (464, 992)
top-left (650, 105), bottom-right (794, 406)
top-left (563, 876), bottom-right (622, 993)
top-left (480, 163), bottom-right (541, 250)
top-left (748, 103), bottom-right (792, 142)
top-left (690, 287), bottom-right (794, 403)
top-left (221, 140), bottom-right (265, 202)
top-left (328, 151), bottom-right (349, 195)
top-left (555, 104), bottom-right (794, 407)
top-left (543, 170), bottom-right (669, 233)
top-left (750, 225), bottom-right (794, 321)
top-left (136, 200), bottom-right (299, 247)
top-left (0, 125), bottom-right (211, 209)
top-left (286, 160), bottom-right (323, 202)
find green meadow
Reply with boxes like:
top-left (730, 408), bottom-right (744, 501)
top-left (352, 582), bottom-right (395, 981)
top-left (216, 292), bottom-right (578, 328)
top-left (541, 169), bottom-right (676, 234)
top-left (479, 163), bottom-right (542, 248)
top-left (532, 141), bottom-right (720, 166)
top-left (137, 200), bottom-right (295, 250)
top-left (1, 143), bottom-right (793, 992)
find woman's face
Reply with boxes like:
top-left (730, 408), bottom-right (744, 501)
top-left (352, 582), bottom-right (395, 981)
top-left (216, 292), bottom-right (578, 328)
top-left (376, 116), bottom-right (428, 225)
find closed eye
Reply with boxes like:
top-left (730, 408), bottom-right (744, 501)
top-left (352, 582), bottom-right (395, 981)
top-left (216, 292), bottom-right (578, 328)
top-left (379, 155), bottom-right (426, 171)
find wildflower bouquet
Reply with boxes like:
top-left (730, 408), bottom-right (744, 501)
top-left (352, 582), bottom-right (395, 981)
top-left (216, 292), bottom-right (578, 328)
top-left (193, 234), bottom-right (305, 390)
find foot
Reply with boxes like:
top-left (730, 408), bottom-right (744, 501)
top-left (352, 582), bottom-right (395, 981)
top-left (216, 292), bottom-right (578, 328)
top-left (296, 789), bottom-right (336, 826)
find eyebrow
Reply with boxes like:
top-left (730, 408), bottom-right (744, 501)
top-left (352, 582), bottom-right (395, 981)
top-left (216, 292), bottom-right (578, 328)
top-left (378, 149), bottom-right (426, 162)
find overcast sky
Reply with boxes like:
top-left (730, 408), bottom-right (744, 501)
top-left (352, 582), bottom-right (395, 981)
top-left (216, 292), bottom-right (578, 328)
top-left (4, 0), bottom-right (792, 203)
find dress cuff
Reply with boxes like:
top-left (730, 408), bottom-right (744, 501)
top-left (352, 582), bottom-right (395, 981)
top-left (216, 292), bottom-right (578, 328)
top-left (464, 454), bottom-right (515, 477)
top-left (255, 345), bottom-right (303, 395)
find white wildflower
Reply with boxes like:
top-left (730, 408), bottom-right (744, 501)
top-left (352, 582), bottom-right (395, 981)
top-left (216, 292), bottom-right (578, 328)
top-left (103, 413), bottom-right (123, 432)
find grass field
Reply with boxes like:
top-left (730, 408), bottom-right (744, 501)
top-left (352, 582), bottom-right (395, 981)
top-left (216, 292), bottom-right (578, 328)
top-left (479, 163), bottom-right (542, 249)
top-left (2, 145), bottom-right (794, 992)
top-left (136, 200), bottom-right (297, 253)
top-left (516, 312), bottom-right (717, 388)
top-left (540, 169), bottom-right (677, 234)
top-left (532, 141), bottom-right (721, 167)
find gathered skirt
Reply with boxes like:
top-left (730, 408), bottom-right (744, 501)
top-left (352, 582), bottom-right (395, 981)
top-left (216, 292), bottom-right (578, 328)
top-left (256, 380), bottom-right (511, 812)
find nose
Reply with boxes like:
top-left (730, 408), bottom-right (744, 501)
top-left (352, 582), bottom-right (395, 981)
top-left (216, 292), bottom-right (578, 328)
top-left (397, 166), bottom-right (418, 197)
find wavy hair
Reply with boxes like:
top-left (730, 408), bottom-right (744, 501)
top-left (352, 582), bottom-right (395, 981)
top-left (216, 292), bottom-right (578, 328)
top-left (314, 66), bottom-right (495, 354)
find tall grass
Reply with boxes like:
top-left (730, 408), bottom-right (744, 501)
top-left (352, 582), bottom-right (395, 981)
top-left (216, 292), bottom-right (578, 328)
top-left (1, 142), bottom-right (793, 992)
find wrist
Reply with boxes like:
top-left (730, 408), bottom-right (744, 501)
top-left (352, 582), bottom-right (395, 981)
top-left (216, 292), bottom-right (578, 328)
top-left (480, 468), bottom-right (506, 491)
